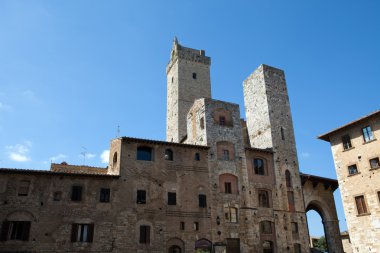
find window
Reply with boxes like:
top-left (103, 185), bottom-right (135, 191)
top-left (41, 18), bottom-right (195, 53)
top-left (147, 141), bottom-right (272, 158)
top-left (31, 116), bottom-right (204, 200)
top-left (100, 188), bottom-right (110, 203)
top-left (165, 149), bottom-right (173, 161)
top-left (258, 190), bottom-right (270, 208)
top-left (348, 164), bottom-right (358, 175)
top-left (342, 135), bottom-right (352, 150)
top-left (262, 240), bottom-right (274, 253)
top-left (0, 221), bottom-right (31, 241)
top-left (378, 191), bottom-right (380, 202)
top-left (224, 182), bottom-right (232, 194)
top-left (370, 157), bottom-right (380, 169)
top-left (285, 170), bottom-right (292, 187)
top-left (260, 221), bottom-right (272, 234)
top-left (219, 116), bottom-right (226, 126)
top-left (180, 222), bottom-right (185, 230)
top-left (137, 146), bottom-right (153, 161)
top-left (71, 223), bottom-right (94, 242)
top-left (195, 153), bottom-right (200, 161)
top-left (137, 190), bottom-right (146, 204)
top-left (112, 152), bottom-right (117, 166)
top-left (194, 222), bottom-right (199, 231)
top-left (362, 126), bottom-right (374, 143)
top-left (192, 72), bottom-right (197, 79)
top-left (291, 222), bottom-right (298, 234)
top-left (254, 159), bottom-right (265, 175)
top-left (288, 191), bottom-right (295, 212)
top-left (168, 192), bottom-right (176, 205)
top-left (199, 194), bottom-right (207, 208)
top-left (224, 206), bottom-right (238, 223)
top-left (18, 180), bottom-right (30, 196)
top-left (71, 186), bottom-right (83, 201)
top-left (281, 127), bottom-right (285, 140)
top-left (355, 195), bottom-right (368, 215)
top-left (200, 117), bottom-right (204, 129)
top-left (294, 243), bottom-right (301, 253)
top-left (53, 191), bottom-right (62, 201)
top-left (139, 225), bottom-right (150, 244)
top-left (223, 150), bottom-right (230, 160)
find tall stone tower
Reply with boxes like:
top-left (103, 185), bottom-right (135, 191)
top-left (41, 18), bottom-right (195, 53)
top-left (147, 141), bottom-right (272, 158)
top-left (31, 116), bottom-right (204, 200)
top-left (166, 38), bottom-right (211, 142)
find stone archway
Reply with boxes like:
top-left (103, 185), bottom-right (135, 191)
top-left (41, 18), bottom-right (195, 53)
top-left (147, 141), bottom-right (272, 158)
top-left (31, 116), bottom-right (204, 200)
top-left (301, 174), bottom-right (344, 253)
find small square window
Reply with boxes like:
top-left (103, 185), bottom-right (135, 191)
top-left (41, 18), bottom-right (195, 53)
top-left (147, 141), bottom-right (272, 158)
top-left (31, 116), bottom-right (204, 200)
top-left (71, 186), bottom-right (83, 201)
top-left (342, 135), bottom-right (352, 150)
top-left (224, 182), bottom-right (232, 194)
top-left (53, 191), bottom-right (62, 201)
top-left (168, 192), bottom-right (176, 205)
top-left (219, 116), bottom-right (226, 126)
top-left (195, 153), bottom-right (200, 161)
top-left (100, 188), bottom-right (110, 203)
top-left (348, 165), bottom-right (358, 175)
top-left (370, 157), bottom-right (380, 169)
top-left (137, 190), bottom-right (146, 204)
top-left (192, 73), bottom-right (197, 79)
top-left (355, 195), bottom-right (368, 215)
top-left (362, 126), bottom-right (374, 143)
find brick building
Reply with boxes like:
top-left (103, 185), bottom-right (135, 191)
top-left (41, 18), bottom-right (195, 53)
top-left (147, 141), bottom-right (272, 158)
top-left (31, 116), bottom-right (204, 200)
top-left (319, 110), bottom-right (380, 252)
top-left (0, 39), bottom-right (344, 253)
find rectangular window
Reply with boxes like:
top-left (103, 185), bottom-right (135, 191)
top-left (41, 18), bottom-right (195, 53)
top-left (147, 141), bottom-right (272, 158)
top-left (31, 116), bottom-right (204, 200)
top-left (195, 153), bottom-right (200, 161)
top-left (291, 222), bottom-right (299, 234)
top-left (139, 225), bottom-right (150, 244)
top-left (194, 222), bottom-right (199, 231)
top-left (342, 135), bottom-right (352, 150)
top-left (71, 223), bottom-right (94, 243)
top-left (0, 221), bottom-right (31, 241)
top-left (168, 192), bottom-right (176, 205)
top-left (254, 159), bottom-right (265, 175)
top-left (258, 190), bottom-right (270, 208)
top-left (348, 164), bottom-right (358, 175)
top-left (260, 221), bottom-right (272, 234)
top-left (378, 191), bottom-right (380, 202)
top-left (288, 191), bottom-right (295, 212)
top-left (199, 194), bottom-right (207, 208)
top-left (355, 195), bottom-right (368, 215)
top-left (223, 150), bottom-right (230, 160)
top-left (219, 116), bottom-right (226, 126)
top-left (71, 186), bottom-right (83, 201)
top-left (224, 207), bottom-right (238, 223)
top-left (99, 188), bottom-right (110, 203)
top-left (362, 126), bottom-right (374, 143)
top-left (224, 182), bottom-right (232, 194)
top-left (180, 222), bottom-right (185, 230)
top-left (294, 243), bottom-right (301, 253)
top-left (370, 157), bottom-right (380, 169)
top-left (137, 190), bottom-right (146, 204)
top-left (18, 180), bottom-right (30, 196)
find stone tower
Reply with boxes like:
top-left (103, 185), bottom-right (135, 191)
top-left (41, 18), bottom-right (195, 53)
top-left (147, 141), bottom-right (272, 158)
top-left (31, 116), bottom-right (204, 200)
top-left (243, 65), bottom-right (308, 252)
top-left (166, 37), bottom-right (212, 142)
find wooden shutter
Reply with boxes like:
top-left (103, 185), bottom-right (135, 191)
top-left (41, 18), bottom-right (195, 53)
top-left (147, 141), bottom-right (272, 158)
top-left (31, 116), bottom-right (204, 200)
top-left (145, 226), bottom-right (150, 243)
top-left (22, 221), bottom-right (31, 241)
top-left (0, 221), bottom-right (10, 241)
top-left (139, 226), bottom-right (145, 243)
top-left (87, 223), bottom-right (94, 242)
top-left (71, 224), bottom-right (78, 242)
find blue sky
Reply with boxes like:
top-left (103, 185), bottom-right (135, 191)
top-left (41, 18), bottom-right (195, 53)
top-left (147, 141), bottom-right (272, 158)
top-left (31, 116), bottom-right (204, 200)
top-left (0, 0), bottom-right (379, 237)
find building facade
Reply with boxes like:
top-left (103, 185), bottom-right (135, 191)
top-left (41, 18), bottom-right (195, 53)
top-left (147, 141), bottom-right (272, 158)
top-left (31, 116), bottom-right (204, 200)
top-left (319, 110), bottom-right (380, 252)
top-left (0, 39), bottom-right (344, 253)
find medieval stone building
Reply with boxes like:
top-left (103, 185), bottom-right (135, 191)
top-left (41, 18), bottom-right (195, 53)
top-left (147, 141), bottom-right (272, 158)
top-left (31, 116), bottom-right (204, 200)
top-left (319, 110), bottom-right (380, 252)
top-left (0, 39), bottom-right (344, 253)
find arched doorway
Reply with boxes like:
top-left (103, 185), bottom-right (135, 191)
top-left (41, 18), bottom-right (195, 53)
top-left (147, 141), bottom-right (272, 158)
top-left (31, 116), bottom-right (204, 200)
top-left (168, 245), bottom-right (181, 253)
top-left (195, 238), bottom-right (212, 253)
top-left (167, 238), bottom-right (184, 253)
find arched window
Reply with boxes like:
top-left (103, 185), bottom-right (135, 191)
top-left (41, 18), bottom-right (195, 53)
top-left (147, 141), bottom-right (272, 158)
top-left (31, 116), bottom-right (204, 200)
top-left (165, 149), bottom-right (173, 161)
top-left (254, 158), bottom-right (265, 175)
top-left (113, 152), bottom-right (117, 166)
top-left (258, 190), bottom-right (270, 208)
top-left (260, 221), bottom-right (273, 234)
top-left (285, 170), bottom-right (292, 187)
top-left (137, 146), bottom-right (153, 161)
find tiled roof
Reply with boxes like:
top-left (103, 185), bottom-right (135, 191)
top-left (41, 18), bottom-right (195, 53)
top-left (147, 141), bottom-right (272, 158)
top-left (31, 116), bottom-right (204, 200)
top-left (0, 168), bottom-right (119, 178)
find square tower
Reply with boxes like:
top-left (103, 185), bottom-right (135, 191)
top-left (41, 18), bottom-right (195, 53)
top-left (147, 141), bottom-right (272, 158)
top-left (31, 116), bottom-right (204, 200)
top-left (166, 38), bottom-right (211, 142)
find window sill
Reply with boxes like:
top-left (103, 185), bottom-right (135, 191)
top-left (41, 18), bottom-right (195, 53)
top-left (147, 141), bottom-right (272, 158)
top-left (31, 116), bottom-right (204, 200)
top-left (348, 172), bottom-right (361, 177)
top-left (369, 166), bottom-right (380, 171)
top-left (356, 212), bottom-right (371, 217)
top-left (363, 139), bottom-right (377, 145)
top-left (342, 146), bottom-right (355, 152)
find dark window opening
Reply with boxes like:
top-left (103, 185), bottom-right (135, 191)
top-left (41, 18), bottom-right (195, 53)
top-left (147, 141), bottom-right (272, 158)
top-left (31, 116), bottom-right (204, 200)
top-left (53, 191), bottom-right (62, 201)
top-left (219, 116), bottom-right (226, 126)
top-left (294, 243), bottom-right (301, 253)
top-left (285, 170), bottom-right (292, 187)
top-left (259, 190), bottom-right (270, 208)
top-left (180, 222), bottom-right (185, 230)
top-left (165, 149), bottom-right (173, 161)
top-left (224, 182), bottom-right (232, 194)
top-left (362, 126), bottom-right (374, 143)
top-left (224, 207), bottom-right (238, 223)
top-left (137, 190), bottom-right (146, 204)
top-left (288, 191), bottom-right (295, 212)
top-left (355, 195), bottom-right (368, 214)
top-left (137, 146), bottom-right (153, 161)
top-left (348, 164), bottom-right (358, 175)
top-left (0, 221), bottom-right (31, 241)
top-left (199, 194), bottom-right (207, 208)
top-left (192, 72), bottom-right (197, 79)
top-left (168, 192), bottom-right (176, 205)
top-left (254, 159), bottom-right (265, 175)
top-left (263, 240), bottom-right (274, 253)
top-left (194, 222), bottom-right (199, 231)
top-left (260, 221), bottom-right (272, 234)
top-left (342, 135), bottom-right (352, 150)
top-left (112, 152), bottom-right (117, 166)
top-left (281, 127), bottom-right (285, 140)
top-left (71, 223), bottom-right (94, 243)
top-left (18, 180), bottom-right (30, 196)
top-left (71, 186), bottom-right (83, 201)
top-left (195, 153), bottom-right (200, 161)
top-left (139, 225), bottom-right (150, 244)
top-left (200, 117), bottom-right (204, 129)
top-left (223, 150), bottom-right (230, 161)
top-left (370, 157), bottom-right (380, 169)
top-left (100, 188), bottom-right (110, 203)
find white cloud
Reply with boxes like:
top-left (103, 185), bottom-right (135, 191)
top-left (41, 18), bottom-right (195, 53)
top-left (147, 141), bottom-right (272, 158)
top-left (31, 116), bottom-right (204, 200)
top-left (6, 142), bottom-right (32, 162)
top-left (100, 150), bottom-right (110, 164)
top-left (49, 154), bottom-right (67, 162)
top-left (87, 153), bottom-right (96, 159)
top-left (301, 152), bottom-right (310, 158)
